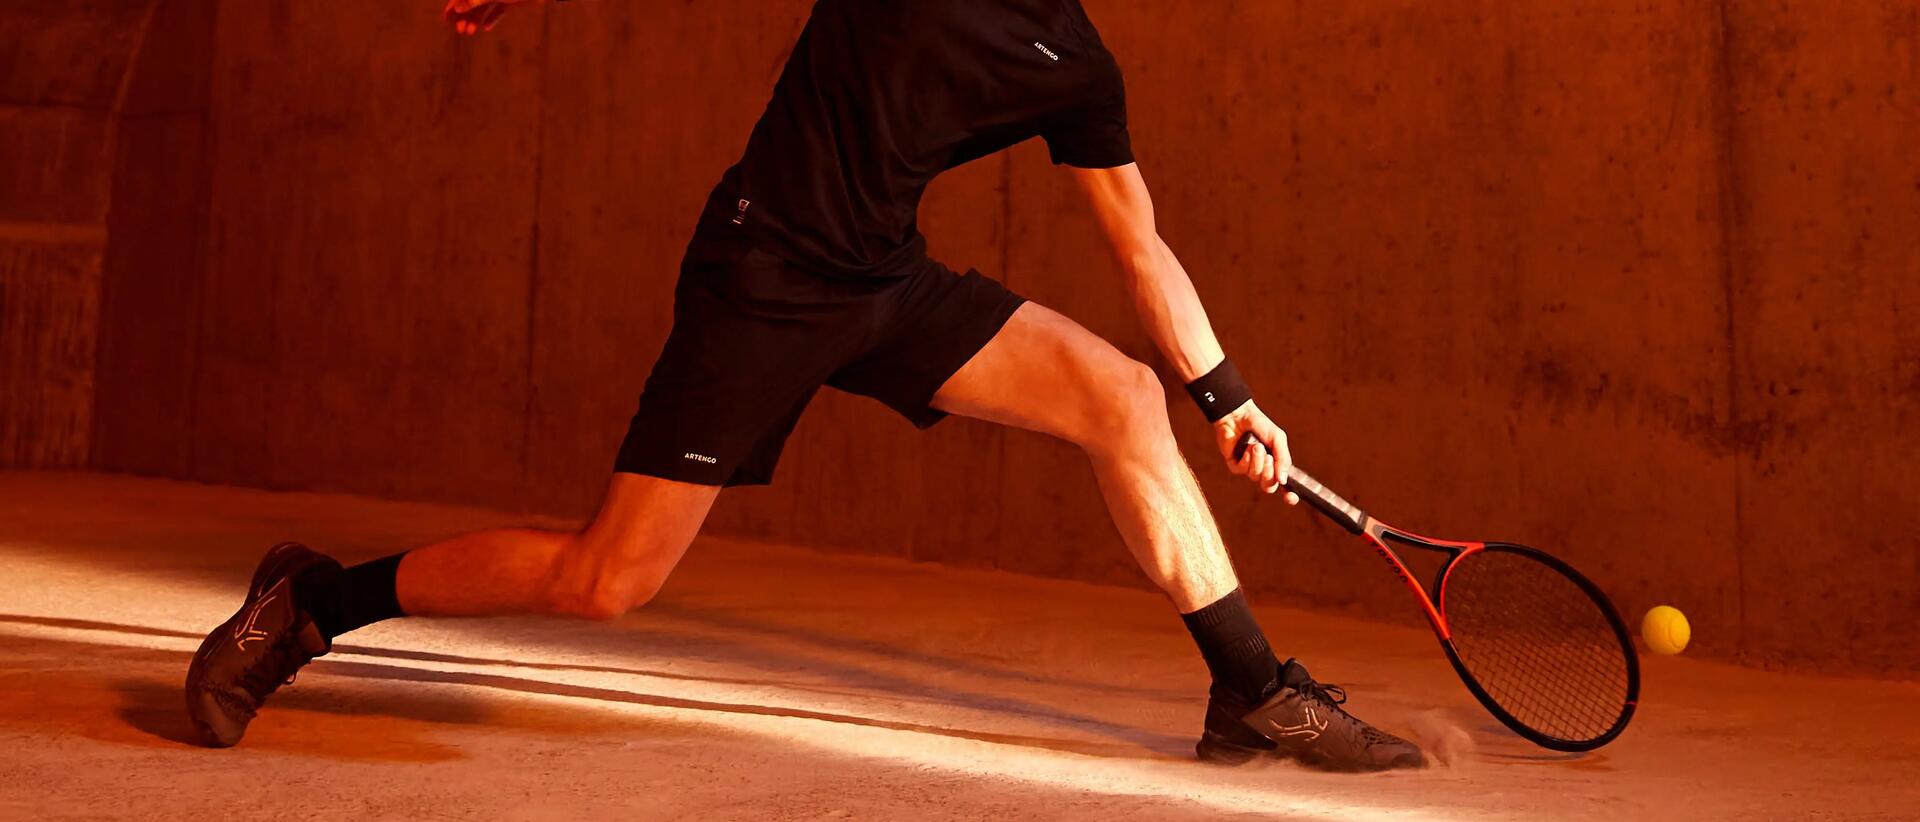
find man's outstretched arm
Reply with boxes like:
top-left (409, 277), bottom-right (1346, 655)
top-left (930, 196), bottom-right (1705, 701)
top-left (1070, 163), bottom-right (1297, 498)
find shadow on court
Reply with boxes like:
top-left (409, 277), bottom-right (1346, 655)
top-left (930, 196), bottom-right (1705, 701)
top-left (0, 613), bottom-right (1184, 761)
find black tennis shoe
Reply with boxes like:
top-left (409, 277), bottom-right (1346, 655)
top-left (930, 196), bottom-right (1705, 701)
top-left (1196, 658), bottom-right (1424, 772)
top-left (184, 542), bottom-right (341, 747)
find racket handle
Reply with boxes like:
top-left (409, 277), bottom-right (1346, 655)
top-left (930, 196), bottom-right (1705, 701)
top-left (1234, 433), bottom-right (1367, 534)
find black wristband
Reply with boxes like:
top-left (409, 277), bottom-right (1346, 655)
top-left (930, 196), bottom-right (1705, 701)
top-left (1185, 359), bottom-right (1253, 422)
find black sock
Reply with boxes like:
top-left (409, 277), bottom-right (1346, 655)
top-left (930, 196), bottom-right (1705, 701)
top-left (296, 553), bottom-right (408, 640)
top-left (1181, 588), bottom-right (1280, 703)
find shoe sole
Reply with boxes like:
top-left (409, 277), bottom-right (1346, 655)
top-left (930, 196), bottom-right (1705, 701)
top-left (1196, 731), bottom-right (1264, 765)
top-left (1196, 731), bottom-right (1421, 772)
top-left (183, 621), bottom-right (241, 747)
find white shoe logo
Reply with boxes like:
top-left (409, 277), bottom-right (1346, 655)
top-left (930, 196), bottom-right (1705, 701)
top-left (234, 593), bottom-right (276, 651)
top-left (1268, 706), bottom-right (1329, 742)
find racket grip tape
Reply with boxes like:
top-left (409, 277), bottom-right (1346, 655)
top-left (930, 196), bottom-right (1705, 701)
top-left (1234, 433), bottom-right (1366, 534)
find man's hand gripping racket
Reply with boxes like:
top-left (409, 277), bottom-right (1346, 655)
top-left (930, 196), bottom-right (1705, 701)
top-left (1213, 403), bottom-right (1301, 504)
top-left (444, 0), bottom-right (543, 36)
top-left (1234, 432), bottom-right (1640, 752)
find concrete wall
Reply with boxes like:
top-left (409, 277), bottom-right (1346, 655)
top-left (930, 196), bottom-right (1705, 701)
top-left (1719, 2), bottom-right (1919, 670)
top-left (91, 0), bottom-right (217, 477)
top-left (0, 0), bottom-right (159, 467)
top-left (73, 0), bottom-right (1918, 672)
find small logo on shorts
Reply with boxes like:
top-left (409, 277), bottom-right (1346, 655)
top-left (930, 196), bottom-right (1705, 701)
top-left (732, 199), bottom-right (751, 225)
top-left (1032, 41), bottom-right (1060, 61)
top-left (683, 452), bottom-right (718, 465)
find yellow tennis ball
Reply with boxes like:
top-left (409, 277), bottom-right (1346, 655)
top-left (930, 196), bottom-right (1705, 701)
top-left (1641, 605), bottom-right (1691, 655)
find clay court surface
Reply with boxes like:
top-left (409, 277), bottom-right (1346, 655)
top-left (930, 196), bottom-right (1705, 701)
top-left (0, 471), bottom-right (1911, 820)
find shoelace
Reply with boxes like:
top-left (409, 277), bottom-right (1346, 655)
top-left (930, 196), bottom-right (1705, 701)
top-left (1301, 681), bottom-right (1349, 707)
top-left (237, 634), bottom-right (311, 701)
top-left (1296, 679), bottom-right (1404, 746)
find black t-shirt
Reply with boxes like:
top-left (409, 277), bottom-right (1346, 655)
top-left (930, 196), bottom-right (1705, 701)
top-left (701, 0), bottom-right (1133, 277)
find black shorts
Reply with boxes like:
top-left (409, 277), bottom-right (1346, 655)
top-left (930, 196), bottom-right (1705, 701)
top-left (615, 233), bottom-right (1026, 486)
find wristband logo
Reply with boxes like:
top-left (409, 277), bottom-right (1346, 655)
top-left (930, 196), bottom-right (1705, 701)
top-left (1204, 392), bottom-right (1216, 403)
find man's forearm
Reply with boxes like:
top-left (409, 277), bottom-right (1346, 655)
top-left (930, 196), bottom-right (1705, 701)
top-left (1123, 236), bottom-right (1228, 383)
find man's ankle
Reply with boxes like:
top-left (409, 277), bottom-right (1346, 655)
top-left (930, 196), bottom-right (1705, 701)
top-left (1181, 588), bottom-right (1280, 704)
top-left (295, 553), bottom-right (409, 640)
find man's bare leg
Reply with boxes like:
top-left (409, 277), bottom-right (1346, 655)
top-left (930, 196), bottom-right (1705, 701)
top-left (933, 303), bottom-right (1236, 612)
top-left (185, 471), bottom-right (719, 746)
top-left (932, 302), bottom-right (1424, 771)
top-left (396, 473), bottom-right (719, 619)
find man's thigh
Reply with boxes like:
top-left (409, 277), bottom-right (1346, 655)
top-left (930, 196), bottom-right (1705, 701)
top-left (930, 301), bottom-right (1152, 442)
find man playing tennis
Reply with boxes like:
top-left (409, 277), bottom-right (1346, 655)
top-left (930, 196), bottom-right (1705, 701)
top-left (186, 0), bottom-right (1423, 772)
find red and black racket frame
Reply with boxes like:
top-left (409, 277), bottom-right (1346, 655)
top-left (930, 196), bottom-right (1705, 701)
top-left (1239, 435), bottom-right (1641, 752)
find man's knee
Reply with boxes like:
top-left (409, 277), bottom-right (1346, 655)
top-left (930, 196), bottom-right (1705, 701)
top-left (1113, 358), bottom-right (1171, 430)
top-left (1074, 357), bottom-right (1171, 452)
top-left (553, 577), bottom-right (660, 622)
top-left (547, 536), bottom-right (671, 621)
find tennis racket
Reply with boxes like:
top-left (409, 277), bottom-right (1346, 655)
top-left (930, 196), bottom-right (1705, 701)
top-left (1236, 433), bottom-right (1639, 752)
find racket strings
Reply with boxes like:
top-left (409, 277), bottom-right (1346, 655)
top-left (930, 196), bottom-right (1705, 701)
top-left (1452, 569), bottom-right (1627, 738)
top-left (1456, 589), bottom-right (1622, 739)
top-left (1462, 582), bottom-right (1624, 739)
top-left (1444, 549), bottom-right (1632, 743)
